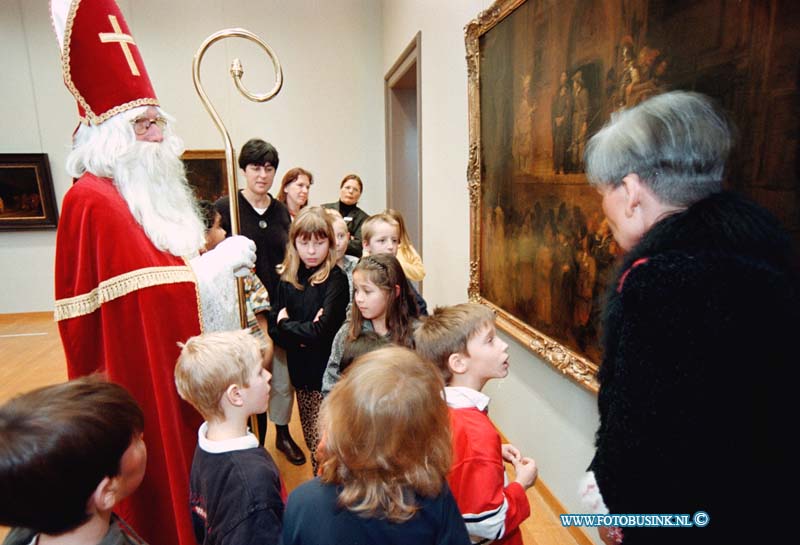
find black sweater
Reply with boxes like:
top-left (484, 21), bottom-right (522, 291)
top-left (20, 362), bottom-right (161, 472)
top-left (189, 445), bottom-right (283, 544)
top-left (282, 478), bottom-right (470, 545)
top-left (215, 191), bottom-right (291, 300)
top-left (268, 265), bottom-right (349, 389)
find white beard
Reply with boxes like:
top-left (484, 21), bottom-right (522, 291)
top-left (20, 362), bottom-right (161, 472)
top-left (112, 135), bottom-right (206, 257)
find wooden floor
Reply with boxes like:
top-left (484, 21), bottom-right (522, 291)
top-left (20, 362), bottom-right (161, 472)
top-left (0, 312), bottom-right (591, 545)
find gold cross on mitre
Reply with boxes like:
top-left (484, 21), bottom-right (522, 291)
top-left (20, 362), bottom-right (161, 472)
top-left (97, 15), bottom-right (140, 76)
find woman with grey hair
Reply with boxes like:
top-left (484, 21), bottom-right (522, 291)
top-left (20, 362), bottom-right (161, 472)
top-left (581, 91), bottom-right (796, 545)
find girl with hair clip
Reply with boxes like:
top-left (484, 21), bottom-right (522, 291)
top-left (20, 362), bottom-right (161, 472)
top-left (321, 253), bottom-right (419, 395)
top-left (267, 206), bottom-right (349, 474)
top-left (282, 346), bottom-right (471, 545)
top-left (384, 208), bottom-right (425, 281)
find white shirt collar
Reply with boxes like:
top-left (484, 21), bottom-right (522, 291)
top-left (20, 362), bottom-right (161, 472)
top-left (444, 386), bottom-right (491, 411)
top-left (197, 421), bottom-right (259, 454)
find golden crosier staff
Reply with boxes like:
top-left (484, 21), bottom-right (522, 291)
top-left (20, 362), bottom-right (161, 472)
top-left (192, 28), bottom-right (283, 328)
top-left (193, 29), bottom-right (283, 442)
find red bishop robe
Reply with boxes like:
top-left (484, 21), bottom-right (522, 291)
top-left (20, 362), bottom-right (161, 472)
top-left (55, 172), bottom-right (202, 545)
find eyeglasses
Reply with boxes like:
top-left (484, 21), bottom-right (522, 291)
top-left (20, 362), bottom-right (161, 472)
top-left (130, 116), bottom-right (167, 135)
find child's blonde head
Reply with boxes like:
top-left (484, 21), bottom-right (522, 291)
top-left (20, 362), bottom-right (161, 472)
top-left (360, 213), bottom-right (399, 245)
top-left (280, 206), bottom-right (338, 289)
top-left (324, 207), bottom-right (346, 226)
top-left (174, 330), bottom-right (263, 420)
top-left (413, 303), bottom-right (495, 383)
top-left (324, 208), bottom-right (350, 259)
top-left (317, 346), bottom-right (451, 522)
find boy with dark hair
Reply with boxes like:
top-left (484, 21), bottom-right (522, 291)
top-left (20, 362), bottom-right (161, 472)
top-left (414, 303), bottom-right (538, 545)
top-left (175, 330), bottom-right (285, 544)
top-left (338, 331), bottom-right (391, 375)
top-left (0, 377), bottom-right (147, 545)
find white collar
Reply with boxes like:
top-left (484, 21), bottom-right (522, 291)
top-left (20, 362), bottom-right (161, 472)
top-left (197, 421), bottom-right (259, 454)
top-left (444, 386), bottom-right (491, 411)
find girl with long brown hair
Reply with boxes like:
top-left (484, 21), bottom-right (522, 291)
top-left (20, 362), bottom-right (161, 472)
top-left (321, 253), bottom-right (418, 395)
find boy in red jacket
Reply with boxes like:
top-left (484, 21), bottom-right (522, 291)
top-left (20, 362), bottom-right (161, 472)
top-left (415, 303), bottom-right (538, 544)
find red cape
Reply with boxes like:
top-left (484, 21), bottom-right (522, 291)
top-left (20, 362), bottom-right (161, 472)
top-left (55, 173), bottom-right (202, 545)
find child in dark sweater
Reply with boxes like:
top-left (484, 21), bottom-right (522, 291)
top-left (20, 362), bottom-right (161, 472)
top-left (175, 330), bottom-right (285, 545)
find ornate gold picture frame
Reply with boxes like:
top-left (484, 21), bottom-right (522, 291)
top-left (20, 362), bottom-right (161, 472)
top-left (466, 0), bottom-right (603, 392)
top-left (466, 0), bottom-right (798, 393)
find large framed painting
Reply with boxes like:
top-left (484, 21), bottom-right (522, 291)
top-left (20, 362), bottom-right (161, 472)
top-left (181, 150), bottom-right (229, 202)
top-left (0, 153), bottom-right (59, 231)
top-left (466, 0), bottom-right (799, 392)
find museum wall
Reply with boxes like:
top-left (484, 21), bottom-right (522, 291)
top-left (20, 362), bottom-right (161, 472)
top-left (381, 1), bottom-right (600, 540)
top-left (0, 0), bottom-right (385, 312)
top-left (3, 0), bottom-right (601, 532)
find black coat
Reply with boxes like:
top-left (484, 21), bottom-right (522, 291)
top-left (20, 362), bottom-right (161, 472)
top-left (590, 192), bottom-right (797, 544)
top-left (268, 265), bottom-right (349, 390)
top-left (322, 201), bottom-right (369, 257)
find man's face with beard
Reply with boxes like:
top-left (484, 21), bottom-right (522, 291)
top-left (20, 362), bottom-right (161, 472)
top-left (111, 107), bottom-right (206, 257)
top-left (133, 106), bottom-right (165, 143)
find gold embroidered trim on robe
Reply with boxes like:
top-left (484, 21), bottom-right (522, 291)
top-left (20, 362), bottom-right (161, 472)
top-left (183, 256), bottom-right (205, 334)
top-left (54, 266), bottom-right (196, 321)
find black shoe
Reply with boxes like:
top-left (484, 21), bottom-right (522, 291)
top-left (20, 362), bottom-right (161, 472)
top-left (275, 426), bottom-right (306, 465)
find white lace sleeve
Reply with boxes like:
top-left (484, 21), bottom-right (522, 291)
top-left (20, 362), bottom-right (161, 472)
top-left (189, 253), bottom-right (241, 333)
top-left (579, 471), bottom-right (609, 514)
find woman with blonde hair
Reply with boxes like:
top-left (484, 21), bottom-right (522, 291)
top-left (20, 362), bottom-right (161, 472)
top-left (282, 347), bottom-right (470, 545)
top-left (384, 208), bottom-right (425, 281)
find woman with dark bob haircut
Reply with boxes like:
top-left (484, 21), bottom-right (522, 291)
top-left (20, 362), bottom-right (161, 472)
top-left (282, 347), bottom-right (470, 545)
top-left (581, 91), bottom-right (796, 545)
top-left (322, 174), bottom-right (369, 257)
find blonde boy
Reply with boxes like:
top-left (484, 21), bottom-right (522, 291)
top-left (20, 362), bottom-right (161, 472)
top-left (197, 200), bottom-right (303, 461)
top-left (175, 331), bottom-right (285, 545)
top-left (414, 303), bottom-right (538, 545)
top-left (361, 213), bottom-right (427, 315)
top-left (361, 213), bottom-right (400, 256)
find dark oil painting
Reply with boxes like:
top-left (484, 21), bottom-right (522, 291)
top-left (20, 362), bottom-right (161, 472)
top-left (0, 154), bottom-right (59, 230)
top-left (472, 0), bottom-right (799, 380)
top-left (181, 150), bottom-right (229, 202)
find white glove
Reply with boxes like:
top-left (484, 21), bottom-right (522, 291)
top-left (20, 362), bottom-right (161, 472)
top-left (188, 235), bottom-right (255, 332)
top-left (210, 235), bottom-right (256, 277)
